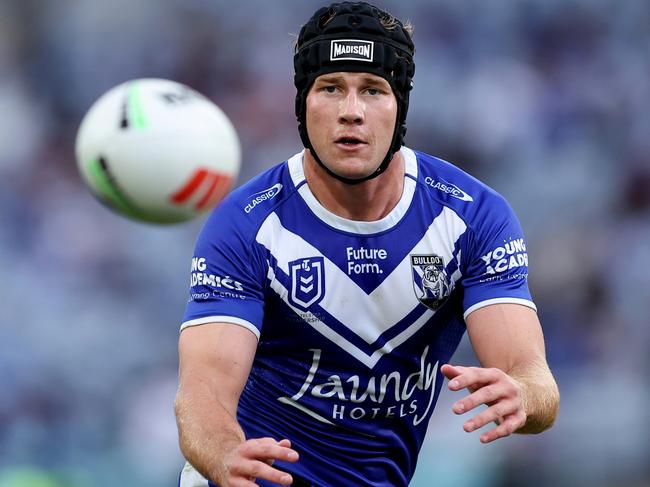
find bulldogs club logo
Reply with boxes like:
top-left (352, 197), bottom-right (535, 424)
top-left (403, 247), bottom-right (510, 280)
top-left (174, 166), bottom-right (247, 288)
top-left (288, 257), bottom-right (326, 311)
top-left (411, 254), bottom-right (452, 310)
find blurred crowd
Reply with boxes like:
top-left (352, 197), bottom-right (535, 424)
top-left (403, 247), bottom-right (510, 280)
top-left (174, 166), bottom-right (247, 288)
top-left (0, 0), bottom-right (648, 486)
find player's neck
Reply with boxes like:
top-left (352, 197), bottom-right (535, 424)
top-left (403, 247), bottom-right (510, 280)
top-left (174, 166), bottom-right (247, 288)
top-left (303, 150), bottom-right (405, 222)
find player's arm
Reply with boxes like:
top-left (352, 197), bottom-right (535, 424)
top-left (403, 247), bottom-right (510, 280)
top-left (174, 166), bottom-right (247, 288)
top-left (175, 323), bottom-right (299, 486)
top-left (441, 303), bottom-right (559, 443)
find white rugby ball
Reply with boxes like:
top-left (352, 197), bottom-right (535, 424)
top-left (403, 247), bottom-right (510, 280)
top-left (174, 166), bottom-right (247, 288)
top-left (75, 78), bottom-right (241, 223)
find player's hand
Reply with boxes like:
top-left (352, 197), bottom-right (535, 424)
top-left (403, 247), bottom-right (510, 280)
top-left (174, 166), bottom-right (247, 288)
top-left (440, 364), bottom-right (527, 444)
top-left (219, 437), bottom-right (299, 486)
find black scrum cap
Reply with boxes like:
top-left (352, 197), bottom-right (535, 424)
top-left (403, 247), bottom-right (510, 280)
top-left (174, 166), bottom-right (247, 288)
top-left (294, 1), bottom-right (415, 184)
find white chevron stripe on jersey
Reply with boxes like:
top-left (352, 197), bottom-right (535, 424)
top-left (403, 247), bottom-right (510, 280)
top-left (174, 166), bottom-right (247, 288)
top-left (267, 265), bottom-right (434, 369)
top-left (255, 208), bottom-right (468, 365)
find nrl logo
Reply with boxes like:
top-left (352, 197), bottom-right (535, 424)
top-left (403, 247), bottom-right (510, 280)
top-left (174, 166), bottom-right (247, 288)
top-left (410, 254), bottom-right (452, 310)
top-left (288, 257), bottom-right (326, 311)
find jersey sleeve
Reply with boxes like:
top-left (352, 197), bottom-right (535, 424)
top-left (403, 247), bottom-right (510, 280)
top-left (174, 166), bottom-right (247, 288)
top-left (181, 199), bottom-right (267, 338)
top-left (460, 192), bottom-right (536, 319)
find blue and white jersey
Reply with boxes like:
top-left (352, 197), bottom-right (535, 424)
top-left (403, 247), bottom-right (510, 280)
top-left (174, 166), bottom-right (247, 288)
top-left (179, 148), bottom-right (535, 487)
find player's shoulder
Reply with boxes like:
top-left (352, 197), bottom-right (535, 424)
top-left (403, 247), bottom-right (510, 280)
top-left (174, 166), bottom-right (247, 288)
top-left (200, 156), bottom-right (297, 241)
top-left (412, 149), bottom-right (513, 223)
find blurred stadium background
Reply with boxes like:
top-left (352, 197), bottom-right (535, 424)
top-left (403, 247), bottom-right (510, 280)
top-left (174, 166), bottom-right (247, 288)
top-left (1, 0), bottom-right (649, 486)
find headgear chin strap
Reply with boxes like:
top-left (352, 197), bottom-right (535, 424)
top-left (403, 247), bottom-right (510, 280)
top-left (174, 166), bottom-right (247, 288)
top-left (294, 1), bottom-right (415, 185)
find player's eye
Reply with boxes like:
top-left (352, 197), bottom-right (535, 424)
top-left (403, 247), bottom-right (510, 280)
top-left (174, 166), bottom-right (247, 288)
top-left (323, 85), bottom-right (338, 93)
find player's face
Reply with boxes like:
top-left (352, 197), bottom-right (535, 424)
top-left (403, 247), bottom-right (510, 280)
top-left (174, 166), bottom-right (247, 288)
top-left (305, 72), bottom-right (397, 180)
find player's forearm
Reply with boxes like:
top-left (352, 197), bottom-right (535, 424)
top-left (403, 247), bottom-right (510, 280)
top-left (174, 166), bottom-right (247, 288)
top-left (174, 382), bottom-right (245, 483)
top-left (509, 360), bottom-right (559, 434)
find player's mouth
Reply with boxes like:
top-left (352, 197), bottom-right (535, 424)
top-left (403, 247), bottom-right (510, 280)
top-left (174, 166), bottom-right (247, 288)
top-left (335, 136), bottom-right (367, 151)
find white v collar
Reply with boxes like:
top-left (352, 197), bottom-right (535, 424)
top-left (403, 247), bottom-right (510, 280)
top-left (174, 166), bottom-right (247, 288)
top-left (287, 147), bottom-right (418, 235)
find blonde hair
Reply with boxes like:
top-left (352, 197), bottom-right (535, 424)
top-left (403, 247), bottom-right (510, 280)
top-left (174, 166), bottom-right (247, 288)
top-left (378, 12), bottom-right (414, 36)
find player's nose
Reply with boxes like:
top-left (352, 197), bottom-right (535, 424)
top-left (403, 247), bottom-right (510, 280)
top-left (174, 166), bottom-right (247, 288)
top-left (338, 91), bottom-right (364, 125)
